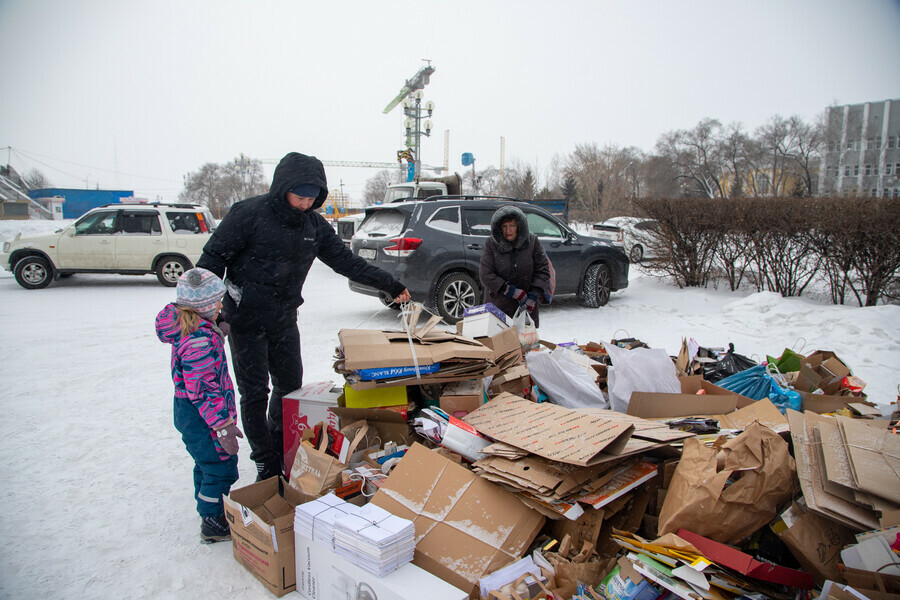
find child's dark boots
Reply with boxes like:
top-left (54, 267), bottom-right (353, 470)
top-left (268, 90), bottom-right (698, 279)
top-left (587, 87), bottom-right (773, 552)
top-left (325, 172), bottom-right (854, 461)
top-left (200, 514), bottom-right (231, 544)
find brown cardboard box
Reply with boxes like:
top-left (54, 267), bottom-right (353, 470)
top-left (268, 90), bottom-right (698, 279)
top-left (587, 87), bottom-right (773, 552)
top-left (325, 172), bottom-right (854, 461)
top-left (370, 443), bottom-right (545, 596)
top-left (440, 394), bottom-right (483, 416)
top-left (771, 500), bottom-right (857, 584)
top-left (476, 327), bottom-right (522, 365)
top-left (331, 406), bottom-right (413, 447)
top-left (795, 351), bottom-right (852, 395)
top-left (222, 477), bottom-right (313, 597)
top-left (800, 391), bottom-right (874, 414)
top-left (626, 375), bottom-right (745, 418)
top-left (338, 327), bottom-right (494, 371)
top-left (488, 364), bottom-right (531, 396)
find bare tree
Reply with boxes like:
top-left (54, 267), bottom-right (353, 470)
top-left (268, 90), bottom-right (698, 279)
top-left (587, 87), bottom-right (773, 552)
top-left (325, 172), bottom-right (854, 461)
top-left (654, 119), bottom-right (726, 198)
top-left (180, 163), bottom-right (225, 218)
top-left (784, 114), bottom-right (824, 197)
top-left (219, 154), bottom-right (268, 208)
top-left (363, 169), bottom-right (402, 205)
top-left (180, 155), bottom-right (267, 219)
top-left (22, 168), bottom-right (52, 190)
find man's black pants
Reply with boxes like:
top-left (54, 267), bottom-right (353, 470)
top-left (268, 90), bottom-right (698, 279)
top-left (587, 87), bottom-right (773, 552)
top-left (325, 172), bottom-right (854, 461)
top-left (227, 323), bottom-right (302, 475)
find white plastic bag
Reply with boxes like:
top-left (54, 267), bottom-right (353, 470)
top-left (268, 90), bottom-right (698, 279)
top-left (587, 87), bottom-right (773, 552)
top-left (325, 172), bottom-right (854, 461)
top-left (605, 343), bottom-right (681, 413)
top-left (525, 346), bottom-right (608, 409)
top-left (512, 308), bottom-right (540, 352)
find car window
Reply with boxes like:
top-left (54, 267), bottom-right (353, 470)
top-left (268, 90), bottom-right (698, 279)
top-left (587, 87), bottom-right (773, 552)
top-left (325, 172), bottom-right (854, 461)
top-left (636, 220), bottom-right (658, 232)
top-left (166, 211), bottom-right (202, 234)
top-left (426, 206), bottom-right (461, 234)
top-left (121, 212), bottom-right (161, 235)
top-left (357, 209), bottom-right (406, 238)
top-left (74, 210), bottom-right (119, 235)
top-left (384, 187), bottom-right (415, 203)
top-left (526, 212), bottom-right (565, 240)
top-left (462, 208), bottom-right (494, 236)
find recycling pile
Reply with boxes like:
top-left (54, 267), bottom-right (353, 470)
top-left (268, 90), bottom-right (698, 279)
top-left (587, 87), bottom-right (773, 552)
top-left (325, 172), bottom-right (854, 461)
top-left (224, 303), bottom-right (899, 600)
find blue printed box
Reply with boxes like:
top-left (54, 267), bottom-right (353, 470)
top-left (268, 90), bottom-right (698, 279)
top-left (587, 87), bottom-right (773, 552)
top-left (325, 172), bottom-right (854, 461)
top-left (355, 363), bottom-right (441, 381)
top-left (462, 303), bottom-right (511, 326)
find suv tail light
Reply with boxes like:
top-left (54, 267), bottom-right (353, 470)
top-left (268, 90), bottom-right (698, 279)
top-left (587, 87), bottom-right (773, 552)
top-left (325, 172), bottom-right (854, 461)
top-left (383, 237), bottom-right (422, 257)
top-left (617, 230), bottom-right (624, 243)
top-left (196, 213), bottom-right (209, 233)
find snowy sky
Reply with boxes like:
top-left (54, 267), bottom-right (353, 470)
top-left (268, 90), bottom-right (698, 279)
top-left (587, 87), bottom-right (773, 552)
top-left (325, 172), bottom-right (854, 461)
top-left (2, 0), bottom-right (899, 202)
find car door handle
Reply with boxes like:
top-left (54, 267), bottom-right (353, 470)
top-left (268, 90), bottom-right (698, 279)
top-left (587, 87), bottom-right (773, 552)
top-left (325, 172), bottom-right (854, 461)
top-left (100, 240), bottom-right (112, 245)
top-left (466, 244), bottom-right (482, 250)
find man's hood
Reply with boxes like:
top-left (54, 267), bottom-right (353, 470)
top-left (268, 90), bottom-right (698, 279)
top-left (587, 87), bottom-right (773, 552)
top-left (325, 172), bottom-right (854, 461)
top-left (490, 205), bottom-right (530, 251)
top-left (270, 152), bottom-right (329, 212)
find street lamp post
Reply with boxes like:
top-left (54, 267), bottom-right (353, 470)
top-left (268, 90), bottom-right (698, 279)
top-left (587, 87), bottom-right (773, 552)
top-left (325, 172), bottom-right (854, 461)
top-left (403, 91), bottom-right (434, 180)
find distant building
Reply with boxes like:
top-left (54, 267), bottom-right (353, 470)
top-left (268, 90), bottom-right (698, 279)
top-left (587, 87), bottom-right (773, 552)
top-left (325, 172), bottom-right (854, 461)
top-left (818, 98), bottom-right (900, 198)
top-left (27, 188), bottom-right (136, 219)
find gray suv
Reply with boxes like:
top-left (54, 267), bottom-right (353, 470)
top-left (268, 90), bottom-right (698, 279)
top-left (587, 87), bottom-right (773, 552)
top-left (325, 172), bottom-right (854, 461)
top-left (348, 196), bottom-right (629, 323)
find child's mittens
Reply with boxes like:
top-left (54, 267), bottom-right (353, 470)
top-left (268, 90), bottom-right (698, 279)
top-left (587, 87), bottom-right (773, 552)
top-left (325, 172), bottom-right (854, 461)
top-left (215, 422), bottom-right (243, 455)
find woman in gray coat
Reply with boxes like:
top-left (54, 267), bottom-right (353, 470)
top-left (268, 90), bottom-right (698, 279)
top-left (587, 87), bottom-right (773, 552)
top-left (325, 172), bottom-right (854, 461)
top-left (479, 205), bottom-right (552, 326)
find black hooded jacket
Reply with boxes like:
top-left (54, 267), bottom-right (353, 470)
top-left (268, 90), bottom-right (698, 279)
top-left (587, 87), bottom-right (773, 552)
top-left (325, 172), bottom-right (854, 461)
top-left (479, 205), bottom-right (551, 322)
top-left (198, 152), bottom-right (405, 331)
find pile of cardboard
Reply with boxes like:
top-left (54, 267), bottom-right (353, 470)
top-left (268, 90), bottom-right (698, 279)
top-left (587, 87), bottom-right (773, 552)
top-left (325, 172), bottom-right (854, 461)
top-left (221, 318), bottom-right (899, 600)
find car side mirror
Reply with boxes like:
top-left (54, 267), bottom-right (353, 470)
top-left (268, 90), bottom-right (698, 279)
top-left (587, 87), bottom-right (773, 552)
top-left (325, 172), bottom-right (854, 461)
top-left (66, 229), bottom-right (76, 237)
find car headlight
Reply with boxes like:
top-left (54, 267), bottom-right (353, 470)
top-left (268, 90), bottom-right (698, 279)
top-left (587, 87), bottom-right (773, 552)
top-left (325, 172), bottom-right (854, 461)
top-left (2, 242), bottom-right (9, 253)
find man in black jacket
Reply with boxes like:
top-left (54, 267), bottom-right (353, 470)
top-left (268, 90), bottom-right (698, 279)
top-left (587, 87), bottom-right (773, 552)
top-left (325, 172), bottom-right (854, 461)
top-left (198, 152), bottom-right (410, 480)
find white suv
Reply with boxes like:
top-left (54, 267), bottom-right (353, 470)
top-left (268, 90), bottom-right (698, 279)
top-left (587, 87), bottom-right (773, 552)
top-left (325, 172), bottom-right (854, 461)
top-left (1, 203), bottom-right (216, 289)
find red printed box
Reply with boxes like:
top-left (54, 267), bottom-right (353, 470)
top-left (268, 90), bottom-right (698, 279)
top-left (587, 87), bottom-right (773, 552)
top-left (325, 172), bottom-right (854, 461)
top-left (283, 381), bottom-right (341, 478)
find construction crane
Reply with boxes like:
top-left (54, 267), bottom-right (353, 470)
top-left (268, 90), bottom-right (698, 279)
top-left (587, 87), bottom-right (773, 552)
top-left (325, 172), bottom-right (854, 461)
top-left (382, 61), bottom-right (435, 114)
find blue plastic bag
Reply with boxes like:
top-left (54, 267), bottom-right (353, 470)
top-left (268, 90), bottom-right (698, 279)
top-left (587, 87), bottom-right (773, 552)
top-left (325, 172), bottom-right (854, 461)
top-left (717, 364), bottom-right (772, 400)
top-left (767, 377), bottom-right (802, 414)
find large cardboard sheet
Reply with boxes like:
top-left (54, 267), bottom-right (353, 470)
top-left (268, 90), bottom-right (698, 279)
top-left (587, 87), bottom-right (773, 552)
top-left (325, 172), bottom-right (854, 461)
top-left (836, 415), bottom-right (900, 503)
top-left (462, 393), bottom-right (634, 466)
top-left (785, 410), bottom-right (878, 531)
top-left (369, 443), bottom-right (544, 596)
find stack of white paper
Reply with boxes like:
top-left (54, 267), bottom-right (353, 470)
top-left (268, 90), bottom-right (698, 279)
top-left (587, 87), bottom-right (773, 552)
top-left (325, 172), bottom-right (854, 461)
top-left (332, 502), bottom-right (416, 576)
top-left (293, 493), bottom-right (355, 547)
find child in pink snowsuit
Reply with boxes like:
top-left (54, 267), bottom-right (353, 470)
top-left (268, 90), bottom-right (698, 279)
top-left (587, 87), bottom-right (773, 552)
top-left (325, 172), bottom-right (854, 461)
top-left (155, 267), bottom-right (242, 543)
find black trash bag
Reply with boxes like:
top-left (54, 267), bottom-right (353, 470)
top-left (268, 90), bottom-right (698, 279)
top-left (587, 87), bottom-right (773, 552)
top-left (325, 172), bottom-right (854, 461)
top-left (703, 343), bottom-right (757, 383)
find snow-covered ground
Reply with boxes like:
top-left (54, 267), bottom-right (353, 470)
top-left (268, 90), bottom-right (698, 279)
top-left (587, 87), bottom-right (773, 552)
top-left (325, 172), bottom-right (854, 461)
top-left (0, 219), bottom-right (898, 599)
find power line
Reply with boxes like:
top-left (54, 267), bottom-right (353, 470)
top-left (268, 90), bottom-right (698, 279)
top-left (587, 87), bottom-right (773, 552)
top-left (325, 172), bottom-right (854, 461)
top-left (6, 146), bottom-right (181, 184)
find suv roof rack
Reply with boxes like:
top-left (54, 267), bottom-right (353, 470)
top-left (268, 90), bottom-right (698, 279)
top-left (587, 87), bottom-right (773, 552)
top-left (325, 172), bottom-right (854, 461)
top-left (100, 202), bottom-right (202, 209)
top-left (421, 195), bottom-right (521, 202)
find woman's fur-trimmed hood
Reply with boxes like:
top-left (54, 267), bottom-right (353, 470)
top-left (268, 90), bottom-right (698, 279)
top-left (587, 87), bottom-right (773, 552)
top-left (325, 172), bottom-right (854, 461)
top-left (490, 205), bottom-right (530, 252)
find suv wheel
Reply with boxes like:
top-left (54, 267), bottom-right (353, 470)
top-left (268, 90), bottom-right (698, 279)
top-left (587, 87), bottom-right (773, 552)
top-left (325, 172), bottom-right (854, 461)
top-left (14, 256), bottom-right (53, 289)
top-left (156, 256), bottom-right (189, 287)
top-left (582, 263), bottom-right (611, 308)
top-left (434, 272), bottom-right (479, 324)
top-left (629, 244), bottom-right (644, 263)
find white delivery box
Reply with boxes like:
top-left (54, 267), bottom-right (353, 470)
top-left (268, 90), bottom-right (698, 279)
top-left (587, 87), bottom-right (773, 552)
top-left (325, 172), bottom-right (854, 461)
top-left (283, 382), bottom-right (342, 479)
top-left (460, 305), bottom-right (511, 339)
top-left (294, 534), bottom-right (468, 600)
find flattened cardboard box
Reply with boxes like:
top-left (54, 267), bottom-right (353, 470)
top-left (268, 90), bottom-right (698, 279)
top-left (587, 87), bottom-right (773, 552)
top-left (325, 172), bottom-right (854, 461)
top-left (463, 392), bottom-right (634, 466)
top-left (369, 443), bottom-right (545, 596)
top-left (338, 328), bottom-right (494, 370)
top-left (223, 477), bottom-right (313, 597)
